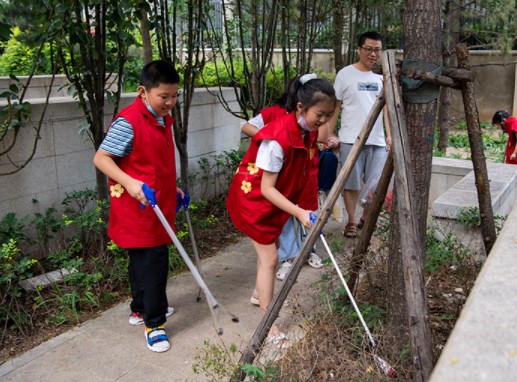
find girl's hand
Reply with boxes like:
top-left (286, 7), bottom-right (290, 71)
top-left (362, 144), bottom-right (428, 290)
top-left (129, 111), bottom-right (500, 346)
top-left (177, 187), bottom-right (185, 200)
top-left (511, 153), bottom-right (517, 162)
top-left (296, 209), bottom-right (312, 229)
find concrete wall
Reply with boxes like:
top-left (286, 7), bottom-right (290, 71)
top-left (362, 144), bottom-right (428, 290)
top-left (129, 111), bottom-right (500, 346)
top-left (0, 75), bottom-right (118, 99)
top-left (0, 88), bottom-right (241, 219)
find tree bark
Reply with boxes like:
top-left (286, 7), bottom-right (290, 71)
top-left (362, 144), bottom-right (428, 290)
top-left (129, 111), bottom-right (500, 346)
top-left (386, 1), bottom-right (441, 380)
top-left (384, 50), bottom-right (434, 382)
top-left (437, 0), bottom-right (462, 152)
top-left (140, 8), bottom-right (153, 64)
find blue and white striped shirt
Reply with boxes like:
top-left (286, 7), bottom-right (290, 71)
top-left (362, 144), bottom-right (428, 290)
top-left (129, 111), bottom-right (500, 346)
top-left (99, 109), bottom-right (165, 157)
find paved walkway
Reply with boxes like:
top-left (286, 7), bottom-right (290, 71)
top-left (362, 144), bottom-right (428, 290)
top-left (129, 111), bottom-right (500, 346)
top-left (0, 220), bottom-right (343, 382)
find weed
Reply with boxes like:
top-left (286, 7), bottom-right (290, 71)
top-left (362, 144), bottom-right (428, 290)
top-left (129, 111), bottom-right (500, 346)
top-left (192, 339), bottom-right (240, 381)
top-left (424, 225), bottom-right (469, 274)
top-left (456, 206), bottom-right (506, 233)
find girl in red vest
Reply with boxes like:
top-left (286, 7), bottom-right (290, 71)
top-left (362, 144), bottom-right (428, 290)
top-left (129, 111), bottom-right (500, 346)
top-left (226, 74), bottom-right (336, 345)
top-left (492, 110), bottom-right (517, 164)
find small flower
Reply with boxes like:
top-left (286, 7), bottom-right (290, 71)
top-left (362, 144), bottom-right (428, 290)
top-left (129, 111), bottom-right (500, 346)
top-left (241, 180), bottom-right (252, 194)
top-left (309, 148), bottom-right (315, 160)
top-left (110, 183), bottom-right (125, 198)
top-left (247, 162), bottom-right (259, 175)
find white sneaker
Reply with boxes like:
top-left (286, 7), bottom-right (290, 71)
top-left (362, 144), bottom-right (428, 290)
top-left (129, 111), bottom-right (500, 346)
top-left (129, 306), bottom-right (175, 326)
top-left (276, 261), bottom-right (292, 281)
top-left (307, 252), bottom-right (324, 269)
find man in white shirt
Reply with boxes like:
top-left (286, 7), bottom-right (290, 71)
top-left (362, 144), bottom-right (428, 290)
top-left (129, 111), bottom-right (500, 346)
top-left (327, 31), bottom-right (391, 238)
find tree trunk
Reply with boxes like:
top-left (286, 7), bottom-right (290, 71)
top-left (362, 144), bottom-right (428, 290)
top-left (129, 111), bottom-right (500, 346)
top-left (387, 1), bottom-right (441, 380)
top-left (332, 0), bottom-right (346, 71)
top-left (140, 8), bottom-right (153, 64)
top-left (437, 0), bottom-right (462, 152)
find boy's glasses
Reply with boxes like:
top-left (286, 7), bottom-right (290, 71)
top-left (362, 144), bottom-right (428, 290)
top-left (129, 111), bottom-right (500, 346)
top-left (360, 46), bottom-right (383, 55)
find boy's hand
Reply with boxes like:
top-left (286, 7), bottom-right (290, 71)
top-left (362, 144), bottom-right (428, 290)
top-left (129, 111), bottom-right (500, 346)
top-left (126, 179), bottom-right (146, 204)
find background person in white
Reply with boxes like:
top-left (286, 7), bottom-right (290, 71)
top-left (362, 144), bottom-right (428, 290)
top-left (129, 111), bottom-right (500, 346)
top-left (327, 31), bottom-right (391, 238)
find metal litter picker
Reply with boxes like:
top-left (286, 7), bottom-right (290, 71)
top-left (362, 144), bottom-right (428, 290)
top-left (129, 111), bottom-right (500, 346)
top-left (142, 184), bottom-right (234, 335)
top-left (309, 213), bottom-right (396, 377)
top-left (176, 192), bottom-right (204, 303)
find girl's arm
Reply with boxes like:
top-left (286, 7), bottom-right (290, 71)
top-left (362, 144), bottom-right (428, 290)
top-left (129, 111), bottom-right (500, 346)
top-left (241, 122), bottom-right (259, 137)
top-left (261, 170), bottom-right (312, 228)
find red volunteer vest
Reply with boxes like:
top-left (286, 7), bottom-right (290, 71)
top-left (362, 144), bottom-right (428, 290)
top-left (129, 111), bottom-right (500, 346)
top-left (107, 97), bottom-right (177, 248)
top-left (260, 105), bottom-right (319, 210)
top-left (226, 112), bottom-right (317, 245)
top-left (504, 116), bottom-right (517, 164)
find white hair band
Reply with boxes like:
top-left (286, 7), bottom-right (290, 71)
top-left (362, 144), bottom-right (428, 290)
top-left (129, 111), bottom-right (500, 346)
top-left (299, 73), bottom-right (317, 85)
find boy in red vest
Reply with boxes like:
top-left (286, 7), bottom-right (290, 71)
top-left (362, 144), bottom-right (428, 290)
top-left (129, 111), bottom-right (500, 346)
top-left (93, 60), bottom-right (183, 353)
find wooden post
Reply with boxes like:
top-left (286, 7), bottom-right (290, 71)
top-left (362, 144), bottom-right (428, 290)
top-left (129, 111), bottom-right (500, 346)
top-left (236, 94), bottom-right (386, 380)
top-left (455, 43), bottom-right (497, 254)
top-left (347, 150), bottom-right (394, 294)
top-left (382, 50), bottom-right (434, 381)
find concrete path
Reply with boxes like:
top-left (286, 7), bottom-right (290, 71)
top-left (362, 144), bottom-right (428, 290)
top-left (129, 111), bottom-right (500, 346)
top-left (0, 220), bottom-right (343, 382)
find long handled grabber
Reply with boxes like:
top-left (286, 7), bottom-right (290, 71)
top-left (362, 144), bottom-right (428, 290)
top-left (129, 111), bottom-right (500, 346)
top-left (309, 212), bottom-right (397, 377)
top-left (176, 192), bottom-right (203, 302)
top-left (141, 184), bottom-right (238, 335)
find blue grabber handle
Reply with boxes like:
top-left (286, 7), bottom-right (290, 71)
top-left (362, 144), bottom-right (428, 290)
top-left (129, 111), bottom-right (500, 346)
top-left (309, 211), bottom-right (322, 234)
top-left (140, 183), bottom-right (224, 335)
top-left (176, 190), bottom-right (191, 213)
top-left (141, 183), bottom-right (156, 208)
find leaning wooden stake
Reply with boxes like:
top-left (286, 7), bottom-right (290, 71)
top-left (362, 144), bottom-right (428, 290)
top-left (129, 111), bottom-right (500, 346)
top-left (236, 94), bottom-right (386, 381)
top-left (347, 150), bottom-right (394, 295)
top-left (382, 50), bottom-right (434, 381)
top-left (455, 43), bottom-right (497, 254)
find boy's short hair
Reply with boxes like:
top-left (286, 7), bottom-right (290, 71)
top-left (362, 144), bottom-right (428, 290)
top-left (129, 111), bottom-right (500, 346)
top-left (357, 31), bottom-right (383, 47)
top-left (140, 60), bottom-right (180, 89)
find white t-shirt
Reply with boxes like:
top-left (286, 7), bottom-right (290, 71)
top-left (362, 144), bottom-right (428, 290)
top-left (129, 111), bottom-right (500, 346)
top-left (334, 64), bottom-right (385, 146)
top-left (250, 112), bottom-right (284, 172)
top-left (256, 140), bottom-right (284, 172)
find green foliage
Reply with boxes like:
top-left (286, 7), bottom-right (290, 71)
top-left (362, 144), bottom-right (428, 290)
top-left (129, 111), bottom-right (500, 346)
top-left (192, 339), bottom-right (240, 381)
top-left (456, 206), bottom-right (506, 233)
top-left (0, 74), bottom-right (32, 133)
top-left (195, 149), bottom-right (245, 199)
top-left (0, 189), bottom-right (127, 339)
top-left (0, 27), bottom-right (54, 75)
top-left (0, 239), bottom-right (38, 331)
top-left (425, 226), bottom-right (469, 274)
top-left (197, 60), bottom-right (296, 109)
top-left (0, 212), bottom-right (30, 247)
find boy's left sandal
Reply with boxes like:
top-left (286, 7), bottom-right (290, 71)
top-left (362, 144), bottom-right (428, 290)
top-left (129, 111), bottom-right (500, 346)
top-left (266, 332), bottom-right (291, 349)
top-left (145, 325), bottom-right (170, 353)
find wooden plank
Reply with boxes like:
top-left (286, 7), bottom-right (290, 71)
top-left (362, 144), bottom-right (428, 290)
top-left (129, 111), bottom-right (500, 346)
top-left (236, 94), bottom-right (386, 380)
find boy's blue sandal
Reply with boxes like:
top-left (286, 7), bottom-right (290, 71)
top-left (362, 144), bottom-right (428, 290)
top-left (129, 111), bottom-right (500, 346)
top-left (145, 325), bottom-right (170, 353)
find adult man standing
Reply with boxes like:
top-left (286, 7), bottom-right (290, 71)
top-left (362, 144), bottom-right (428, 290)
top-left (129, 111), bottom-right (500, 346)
top-left (327, 31), bottom-right (391, 238)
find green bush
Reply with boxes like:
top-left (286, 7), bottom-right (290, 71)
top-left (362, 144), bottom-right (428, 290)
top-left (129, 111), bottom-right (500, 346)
top-left (0, 27), bottom-right (54, 76)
